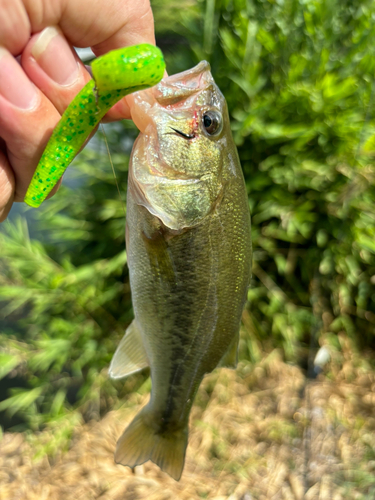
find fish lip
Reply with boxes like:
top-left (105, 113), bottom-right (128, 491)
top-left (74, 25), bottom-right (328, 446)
top-left (169, 127), bottom-right (195, 140)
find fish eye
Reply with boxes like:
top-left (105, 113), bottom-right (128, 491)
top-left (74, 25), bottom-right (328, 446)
top-left (202, 110), bottom-right (222, 136)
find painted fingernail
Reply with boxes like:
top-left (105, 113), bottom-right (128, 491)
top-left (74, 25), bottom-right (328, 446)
top-left (0, 47), bottom-right (38, 109)
top-left (31, 26), bottom-right (79, 86)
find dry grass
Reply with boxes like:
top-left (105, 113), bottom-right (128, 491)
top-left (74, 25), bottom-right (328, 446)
top-left (1, 338), bottom-right (375, 500)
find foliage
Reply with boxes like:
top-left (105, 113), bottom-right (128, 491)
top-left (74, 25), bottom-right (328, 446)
top-left (1, 0), bottom-right (375, 432)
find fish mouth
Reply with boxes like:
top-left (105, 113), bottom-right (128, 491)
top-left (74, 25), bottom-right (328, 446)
top-left (169, 127), bottom-right (195, 140)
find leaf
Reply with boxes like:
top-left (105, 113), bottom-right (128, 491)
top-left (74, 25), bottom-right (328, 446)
top-left (0, 353), bottom-right (20, 380)
top-left (0, 387), bottom-right (44, 417)
top-left (28, 339), bottom-right (71, 373)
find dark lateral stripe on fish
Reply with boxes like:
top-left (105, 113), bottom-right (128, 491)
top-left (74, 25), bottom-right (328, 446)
top-left (159, 243), bottom-right (200, 429)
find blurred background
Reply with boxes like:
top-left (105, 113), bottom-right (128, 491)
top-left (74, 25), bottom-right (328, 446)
top-left (1, 0), bottom-right (375, 498)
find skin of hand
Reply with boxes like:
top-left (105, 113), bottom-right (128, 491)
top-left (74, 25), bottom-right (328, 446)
top-left (0, 0), bottom-right (155, 221)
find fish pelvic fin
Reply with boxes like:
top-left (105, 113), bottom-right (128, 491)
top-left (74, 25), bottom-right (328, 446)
top-left (115, 407), bottom-right (188, 481)
top-left (109, 320), bottom-right (149, 379)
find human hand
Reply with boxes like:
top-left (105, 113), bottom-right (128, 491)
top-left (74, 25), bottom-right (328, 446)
top-left (0, 0), bottom-right (155, 221)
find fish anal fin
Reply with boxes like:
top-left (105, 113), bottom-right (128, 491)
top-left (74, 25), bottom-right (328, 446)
top-left (115, 407), bottom-right (188, 481)
top-left (219, 331), bottom-right (239, 369)
top-left (109, 320), bottom-right (148, 379)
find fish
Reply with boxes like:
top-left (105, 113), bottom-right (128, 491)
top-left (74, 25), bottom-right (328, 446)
top-left (108, 61), bottom-right (252, 481)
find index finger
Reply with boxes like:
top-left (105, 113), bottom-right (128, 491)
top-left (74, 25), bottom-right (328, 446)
top-left (0, 0), bottom-right (155, 55)
top-left (0, 0), bottom-right (155, 121)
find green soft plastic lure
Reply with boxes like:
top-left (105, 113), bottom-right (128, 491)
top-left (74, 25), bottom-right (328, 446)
top-left (24, 44), bottom-right (165, 207)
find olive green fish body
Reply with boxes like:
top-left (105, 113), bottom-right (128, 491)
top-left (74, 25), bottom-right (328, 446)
top-left (127, 163), bottom-right (251, 425)
top-left (110, 62), bottom-right (252, 480)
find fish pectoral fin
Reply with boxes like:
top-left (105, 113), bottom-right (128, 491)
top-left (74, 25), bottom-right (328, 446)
top-left (218, 330), bottom-right (239, 369)
top-left (115, 407), bottom-right (188, 481)
top-left (108, 320), bottom-right (149, 379)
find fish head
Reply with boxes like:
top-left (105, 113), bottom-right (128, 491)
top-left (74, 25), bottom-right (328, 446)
top-left (129, 61), bottom-right (232, 230)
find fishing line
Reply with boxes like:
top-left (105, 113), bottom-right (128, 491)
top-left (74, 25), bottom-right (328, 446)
top-left (100, 123), bottom-right (126, 219)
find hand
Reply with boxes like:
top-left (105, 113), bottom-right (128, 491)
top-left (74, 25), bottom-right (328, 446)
top-left (0, 0), bottom-right (155, 221)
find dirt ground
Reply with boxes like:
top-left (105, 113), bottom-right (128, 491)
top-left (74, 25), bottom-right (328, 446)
top-left (1, 337), bottom-right (375, 500)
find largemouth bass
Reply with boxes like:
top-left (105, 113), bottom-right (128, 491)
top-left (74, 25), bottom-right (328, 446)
top-left (109, 62), bottom-right (252, 481)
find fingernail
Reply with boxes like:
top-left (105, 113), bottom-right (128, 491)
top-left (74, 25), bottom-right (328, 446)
top-left (32, 26), bottom-right (79, 86)
top-left (0, 47), bottom-right (38, 109)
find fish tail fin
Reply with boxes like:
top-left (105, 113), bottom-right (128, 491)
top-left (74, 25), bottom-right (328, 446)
top-left (115, 407), bottom-right (188, 481)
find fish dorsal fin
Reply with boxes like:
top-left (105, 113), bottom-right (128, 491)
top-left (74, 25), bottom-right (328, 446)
top-left (109, 320), bottom-right (149, 379)
top-left (219, 330), bottom-right (239, 369)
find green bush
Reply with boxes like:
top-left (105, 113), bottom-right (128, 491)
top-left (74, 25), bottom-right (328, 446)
top-left (1, 0), bottom-right (375, 432)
